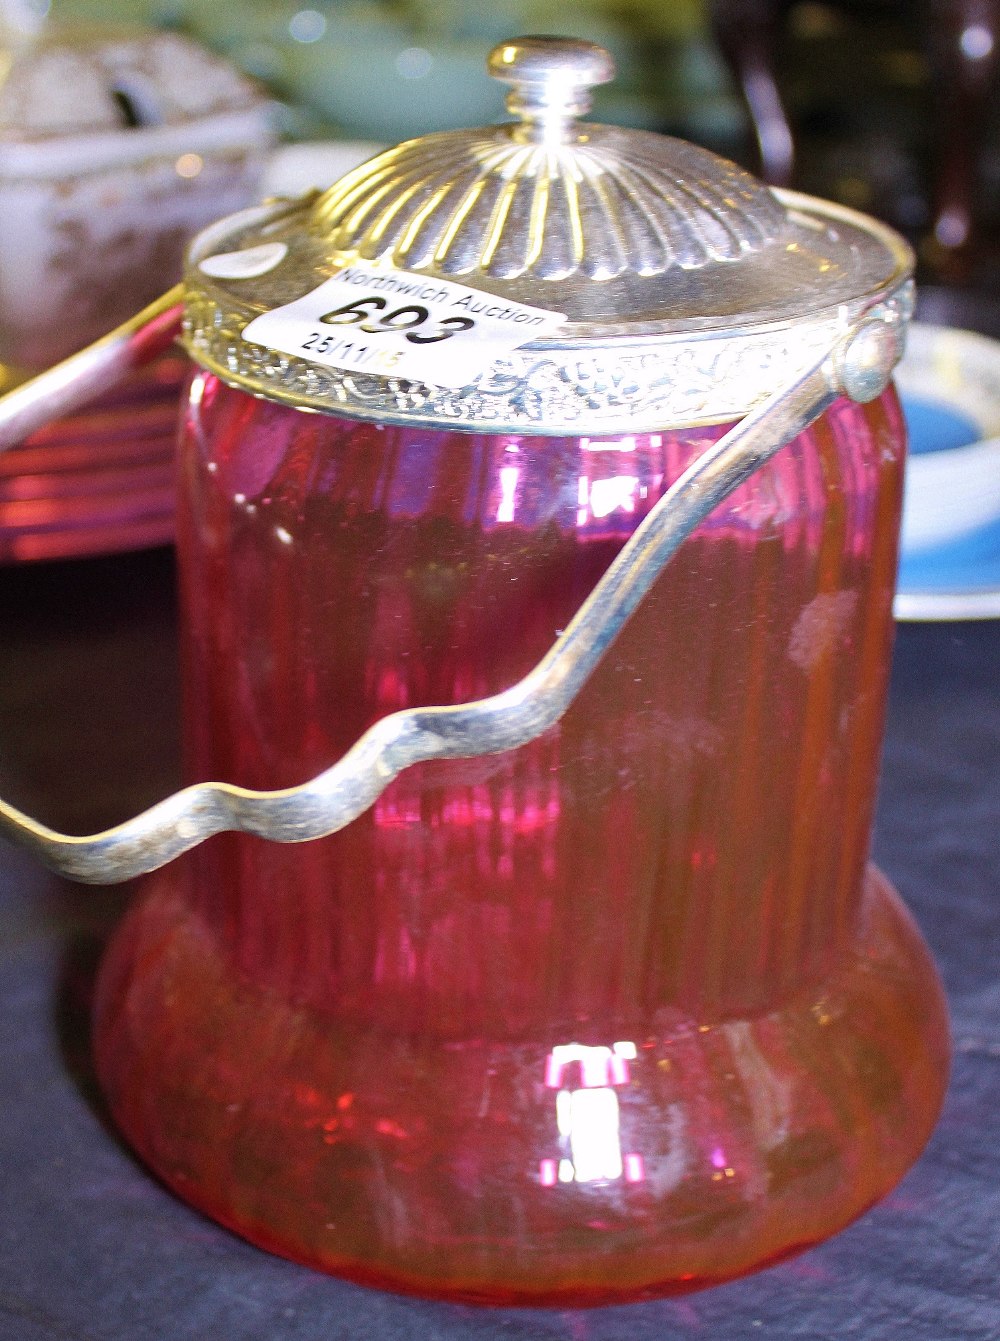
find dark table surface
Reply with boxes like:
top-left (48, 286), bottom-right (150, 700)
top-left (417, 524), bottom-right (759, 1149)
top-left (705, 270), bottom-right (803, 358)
top-left (1, 546), bottom-right (998, 1341)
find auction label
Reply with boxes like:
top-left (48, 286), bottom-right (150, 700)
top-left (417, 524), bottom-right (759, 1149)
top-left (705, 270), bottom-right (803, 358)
top-left (241, 263), bottom-right (566, 388)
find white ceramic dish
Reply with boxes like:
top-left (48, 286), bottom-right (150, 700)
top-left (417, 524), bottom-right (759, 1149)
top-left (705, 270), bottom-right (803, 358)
top-left (894, 323), bottom-right (1000, 621)
top-left (0, 28), bottom-right (274, 371)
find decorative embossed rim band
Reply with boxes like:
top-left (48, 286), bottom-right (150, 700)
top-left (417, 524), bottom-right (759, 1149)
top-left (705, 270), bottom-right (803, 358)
top-left (183, 193), bottom-right (914, 434)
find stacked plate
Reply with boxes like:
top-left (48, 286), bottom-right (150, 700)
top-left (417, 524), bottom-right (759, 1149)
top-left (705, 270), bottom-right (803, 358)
top-left (0, 352), bottom-right (185, 564)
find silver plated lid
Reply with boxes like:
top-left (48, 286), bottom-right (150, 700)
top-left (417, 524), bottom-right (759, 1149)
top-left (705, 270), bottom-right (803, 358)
top-left (184, 35), bottom-right (913, 432)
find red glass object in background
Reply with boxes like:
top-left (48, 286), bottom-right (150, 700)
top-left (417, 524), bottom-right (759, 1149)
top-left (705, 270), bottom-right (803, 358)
top-left (93, 374), bottom-right (949, 1305)
top-left (0, 351), bottom-right (185, 563)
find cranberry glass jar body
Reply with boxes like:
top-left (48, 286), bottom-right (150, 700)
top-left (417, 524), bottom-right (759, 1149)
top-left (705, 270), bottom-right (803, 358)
top-left (93, 372), bottom-right (949, 1304)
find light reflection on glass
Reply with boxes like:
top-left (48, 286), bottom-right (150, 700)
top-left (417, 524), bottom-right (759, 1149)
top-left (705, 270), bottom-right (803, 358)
top-left (539, 1042), bottom-right (644, 1186)
top-left (581, 434), bottom-right (656, 453)
top-left (575, 429), bottom-right (663, 536)
top-left (558, 1088), bottom-right (623, 1181)
top-left (624, 1152), bottom-right (645, 1182)
top-left (539, 1158), bottom-right (557, 1187)
top-left (577, 473), bottom-right (643, 524)
top-left (576, 475), bottom-right (589, 527)
top-left (496, 465), bottom-right (520, 523)
top-left (588, 474), bottom-right (639, 520)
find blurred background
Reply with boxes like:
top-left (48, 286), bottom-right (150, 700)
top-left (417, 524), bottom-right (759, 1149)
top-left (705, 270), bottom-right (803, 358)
top-left (21, 0), bottom-right (1000, 285)
top-left (1, 0), bottom-right (998, 564)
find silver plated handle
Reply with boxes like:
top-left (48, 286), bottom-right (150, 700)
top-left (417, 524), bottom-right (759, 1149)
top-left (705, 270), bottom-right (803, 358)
top-left (0, 314), bottom-right (902, 884)
top-left (0, 286), bottom-right (184, 454)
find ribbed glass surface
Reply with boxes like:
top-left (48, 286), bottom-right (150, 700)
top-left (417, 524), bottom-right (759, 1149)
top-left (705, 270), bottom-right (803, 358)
top-left (93, 383), bottom-right (948, 1303)
top-left (309, 126), bottom-right (788, 282)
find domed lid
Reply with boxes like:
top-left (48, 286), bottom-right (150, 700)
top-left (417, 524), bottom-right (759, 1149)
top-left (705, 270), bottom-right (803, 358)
top-left (185, 35), bottom-right (913, 432)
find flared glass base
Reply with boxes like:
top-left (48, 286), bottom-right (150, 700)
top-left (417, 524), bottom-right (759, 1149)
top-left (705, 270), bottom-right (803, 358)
top-left (93, 863), bottom-right (948, 1306)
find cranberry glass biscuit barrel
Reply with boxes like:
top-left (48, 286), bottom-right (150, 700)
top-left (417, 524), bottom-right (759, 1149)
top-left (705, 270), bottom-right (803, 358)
top-left (92, 36), bottom-right (948, 1305)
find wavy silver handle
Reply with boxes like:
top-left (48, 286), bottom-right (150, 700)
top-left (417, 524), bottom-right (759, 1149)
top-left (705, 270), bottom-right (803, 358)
top-left (0, 315), bottom-right (902, 884)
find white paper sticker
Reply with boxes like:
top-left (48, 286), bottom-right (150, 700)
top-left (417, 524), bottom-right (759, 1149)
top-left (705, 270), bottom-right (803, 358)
top-left (240, 263), bottom-right (566, 388)
top-left (199, 242), bottom-right (288, 279)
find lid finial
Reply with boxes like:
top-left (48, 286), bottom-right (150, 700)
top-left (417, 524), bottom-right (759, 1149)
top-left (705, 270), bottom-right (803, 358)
top-left (487, 35), bottom-right (615, 142)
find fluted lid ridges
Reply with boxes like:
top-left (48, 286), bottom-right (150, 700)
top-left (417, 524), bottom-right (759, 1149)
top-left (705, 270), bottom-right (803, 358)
top-left (270, 36), bottom-right (902, 328)
top-left (310, 125), bottom-right (790, 285)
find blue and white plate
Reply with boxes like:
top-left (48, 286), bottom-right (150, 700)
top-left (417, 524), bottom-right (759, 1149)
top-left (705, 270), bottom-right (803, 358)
top-left (895, 323), bottom-right (1000, 620)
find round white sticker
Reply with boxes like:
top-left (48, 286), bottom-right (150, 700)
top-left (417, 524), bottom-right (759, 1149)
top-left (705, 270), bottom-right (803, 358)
top-left (199, 242), bottom-right (289, 280)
